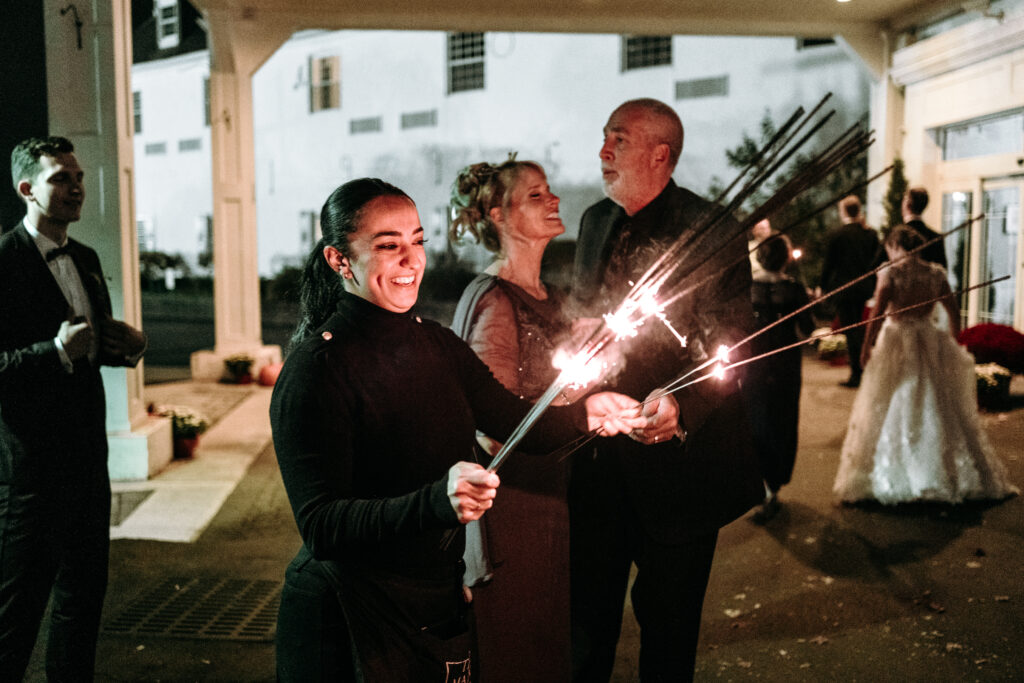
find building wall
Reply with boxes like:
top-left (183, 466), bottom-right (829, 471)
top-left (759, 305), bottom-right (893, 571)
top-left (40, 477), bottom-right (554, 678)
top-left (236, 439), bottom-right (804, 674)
top-left (132, 30), bottom-right (869, 275)
top-left (895, 2), bottom-right (1024, 329)
top-left (132, 50), bottom-right (213, 262)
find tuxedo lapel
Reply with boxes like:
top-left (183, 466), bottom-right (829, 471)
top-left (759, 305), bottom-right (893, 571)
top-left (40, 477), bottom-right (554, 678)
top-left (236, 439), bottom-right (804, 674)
top-left (9, 224), bottom-right (71, 317)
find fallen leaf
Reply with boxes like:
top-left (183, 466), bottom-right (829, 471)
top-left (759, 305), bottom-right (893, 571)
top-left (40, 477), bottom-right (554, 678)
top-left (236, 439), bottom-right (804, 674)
top-left (928, 602), bottom-right (946, 613)
top-left (800, 662), bottom-right (811, 668)
top-left (822, 576), bottom-right (835, 585)
top-left (946, 642), bottom-right (963, 652)
top-left (810, 635), bottom-right (829, 645)
top-left (733, 593), bottom-right (747, 601)
top-left (779, 649), bottom-right (788, 656)
top-left (994, 595), bottom-right (1010, 602)
top-left (975, 658), bottom-right (990, 664)
top-left (804, 536), bottom-right (817, 545)
top-left (966, 561), bottom-right (982, 569)
top-left (737, 659), bottom-right (752, 668)
top-left (724, 608), bottom-right (742, 618)
top-left (135, 645), bottom-right (145, 652)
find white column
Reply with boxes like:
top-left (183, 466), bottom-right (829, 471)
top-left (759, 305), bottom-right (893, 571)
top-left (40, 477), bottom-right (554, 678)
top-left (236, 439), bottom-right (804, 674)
top-left (836, 28), bottom-right (905, 229)
top-left (189, 9), bottom-right (291, 381)
top-left (43, 0), bottom-right (172, 479)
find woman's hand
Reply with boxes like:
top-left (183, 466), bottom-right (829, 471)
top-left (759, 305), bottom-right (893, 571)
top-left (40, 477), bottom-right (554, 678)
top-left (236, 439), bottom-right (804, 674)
top-left (585, 392), bottom-right (647, 436)
top-left (629, 390), bottom-right (680, 445)
top-left (447, 461), bottom-right (500, 524)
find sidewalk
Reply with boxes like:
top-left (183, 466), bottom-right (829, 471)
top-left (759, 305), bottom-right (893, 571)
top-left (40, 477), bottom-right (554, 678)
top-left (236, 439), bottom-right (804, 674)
top-left (23, 356), bottom-right (1024, 681)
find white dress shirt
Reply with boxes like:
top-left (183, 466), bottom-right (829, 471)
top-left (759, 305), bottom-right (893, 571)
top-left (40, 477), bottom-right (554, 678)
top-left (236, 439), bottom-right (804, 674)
top-left (23, 219), bottom-right (97, 370)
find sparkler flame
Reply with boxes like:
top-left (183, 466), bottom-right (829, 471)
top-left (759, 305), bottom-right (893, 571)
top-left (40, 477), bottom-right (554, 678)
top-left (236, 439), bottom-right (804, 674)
top-left (712, 344), bottom-right (730, 380)
top-left (552, 348), bottom-right (604, 389)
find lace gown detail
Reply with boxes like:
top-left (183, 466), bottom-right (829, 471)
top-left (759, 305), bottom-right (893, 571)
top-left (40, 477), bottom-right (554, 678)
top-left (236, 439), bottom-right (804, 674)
top-left (833, 262), bottom-right (1019, 504)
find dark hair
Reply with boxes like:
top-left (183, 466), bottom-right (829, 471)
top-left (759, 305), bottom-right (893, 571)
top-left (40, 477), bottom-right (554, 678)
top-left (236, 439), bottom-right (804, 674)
top-left (756, 234), bottom-right (792, 273)
top-left (290, 178), bottom-right (412, 347)
top-left (838, 194), bottom-right (861, 219)
top-left (449, 157), bottom-right (543, 254)
top-left (886, 224), bottom-right (925, 252)
top-left (906, 187), bottom-right (929, 215)
top-left (10, 136), bottom-right (74, 191)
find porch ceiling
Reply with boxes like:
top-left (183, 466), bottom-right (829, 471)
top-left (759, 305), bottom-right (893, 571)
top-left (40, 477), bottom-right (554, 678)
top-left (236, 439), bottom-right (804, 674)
top-left (188, 0), bottom-right (964, 38)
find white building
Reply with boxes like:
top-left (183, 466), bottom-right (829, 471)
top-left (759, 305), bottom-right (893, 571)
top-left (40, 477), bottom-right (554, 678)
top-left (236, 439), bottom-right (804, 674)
top-left (132, 29), bottom-right (869, 275)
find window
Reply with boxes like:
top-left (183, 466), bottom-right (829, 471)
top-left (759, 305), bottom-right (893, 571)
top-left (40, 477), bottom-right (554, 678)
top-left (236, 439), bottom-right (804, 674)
top-left (622, 36), bottom-right (672, 71)
top-left (350, 117), bottom-right (382, 134)
top-left (137, 218), bottom-right (155, 252)
top-left (203, 77), bottom-right (210, 126)
top-left (675, 76), bottom-right (729, 100)
top-left (796, 37), bottom-right (836, 50)
top-left (447, 33), bottom-right (485, 94)
top-left (154, 1), bottom-right (180, 50)
top-left (144, 142), bottom-right (166, 155)
top-left (178, 138), bottom-right (201, 152)
top-left (401, 110), bottom-right (438, 130)
top-left (133, 91), bottom-right (142, 134)
top-left (937, 109), bottom-right (1024, 161)
top-left (299, 211), bottom-right (320, 252)
top-left (310, 56), bottom-right (340, 113)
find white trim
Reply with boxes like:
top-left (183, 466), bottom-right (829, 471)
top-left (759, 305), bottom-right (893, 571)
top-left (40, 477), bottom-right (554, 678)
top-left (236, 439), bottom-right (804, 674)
top-left (891, 11), bottom-right (1024, 86)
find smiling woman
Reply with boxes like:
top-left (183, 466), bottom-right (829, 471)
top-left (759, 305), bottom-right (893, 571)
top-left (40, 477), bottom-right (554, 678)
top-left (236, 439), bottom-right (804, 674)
top-left (270, 177), bottom-right (649, 682)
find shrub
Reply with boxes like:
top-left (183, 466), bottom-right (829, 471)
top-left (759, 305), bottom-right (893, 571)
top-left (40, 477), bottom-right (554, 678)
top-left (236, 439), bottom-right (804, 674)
top-left (958, 323), bottom-right (1024, 374)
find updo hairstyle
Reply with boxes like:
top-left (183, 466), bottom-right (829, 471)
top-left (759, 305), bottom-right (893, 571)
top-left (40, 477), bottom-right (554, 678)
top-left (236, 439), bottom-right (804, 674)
top-left (885, 224), bottom-right (925, 253)
top-left (449, 157), bottom-right (543, 254)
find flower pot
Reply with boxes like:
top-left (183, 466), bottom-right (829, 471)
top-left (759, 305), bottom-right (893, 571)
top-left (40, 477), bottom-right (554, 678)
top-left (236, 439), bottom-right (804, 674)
top-left (173, 436), bottom-right (199, 460)
top-left (977, 374), bottom-right (1011, 411)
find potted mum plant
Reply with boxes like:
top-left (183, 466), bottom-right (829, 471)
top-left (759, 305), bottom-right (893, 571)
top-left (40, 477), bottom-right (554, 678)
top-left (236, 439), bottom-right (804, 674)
top-left (974, 363), bottom-right (1012, 411)
top-left (959, 323), bottom-right (1023, 411)
top-left (157, 404), bottom-right (210, 459)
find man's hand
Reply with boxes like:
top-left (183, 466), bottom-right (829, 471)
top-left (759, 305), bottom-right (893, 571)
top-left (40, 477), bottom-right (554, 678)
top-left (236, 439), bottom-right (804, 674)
top-left (629, 390), bottom-right (680, 445)
top-left (100, 317), bottom-right (146, 359)
top-left (585, 391), bottom-right (647, 436)
top-left (57, 318), bottom-right (92, 361)
top-left (447, 461), bottom-right (500, 524)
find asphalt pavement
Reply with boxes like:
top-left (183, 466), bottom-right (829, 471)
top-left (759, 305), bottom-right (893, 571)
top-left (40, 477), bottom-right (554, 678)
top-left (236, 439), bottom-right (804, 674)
top-left (24, 355), bottom-right (1024, 682)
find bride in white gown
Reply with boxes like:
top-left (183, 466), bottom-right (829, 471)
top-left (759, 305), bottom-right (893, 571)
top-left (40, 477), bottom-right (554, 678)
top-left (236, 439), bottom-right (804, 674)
top-left (833, 226), bottom-right (1019, 504)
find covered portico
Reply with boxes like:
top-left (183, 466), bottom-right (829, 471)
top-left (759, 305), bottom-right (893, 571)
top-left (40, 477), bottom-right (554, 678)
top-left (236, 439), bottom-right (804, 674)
top-left (25, 0), bottom-right (1023, 478)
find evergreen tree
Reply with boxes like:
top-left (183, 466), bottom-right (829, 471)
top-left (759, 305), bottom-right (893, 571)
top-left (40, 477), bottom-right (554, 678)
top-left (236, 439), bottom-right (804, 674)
top-left (705, 109), bottom-right (868, 287)
top-left (881, 157), bottom-right (908, 234)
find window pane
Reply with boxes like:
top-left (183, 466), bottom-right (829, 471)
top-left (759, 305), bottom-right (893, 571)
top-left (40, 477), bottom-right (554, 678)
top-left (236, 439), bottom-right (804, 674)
top-left (941, 110), bottom-right (1024, 161)
top-left (941, 191), bottom-right (972, 327)
top-left (623, 36), bottom-right (672, 71)
top-left (979, 186), bottom-right (1019, 325)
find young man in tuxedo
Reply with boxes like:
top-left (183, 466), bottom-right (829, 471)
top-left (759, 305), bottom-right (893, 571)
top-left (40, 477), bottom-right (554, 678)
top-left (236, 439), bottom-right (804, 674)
top-left (0, 136), bottom-right (146, 680)
top-left (902, 186), bottom-right (948, 269)
top-left (818, 195), bottom-right (880, 388)
top-left (570, 98), bottom-right (761, 682)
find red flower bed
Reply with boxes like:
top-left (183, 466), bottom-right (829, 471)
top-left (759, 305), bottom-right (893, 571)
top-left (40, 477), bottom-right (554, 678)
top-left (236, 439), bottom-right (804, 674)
top-left (958, 323), bottom-right (1024, 374)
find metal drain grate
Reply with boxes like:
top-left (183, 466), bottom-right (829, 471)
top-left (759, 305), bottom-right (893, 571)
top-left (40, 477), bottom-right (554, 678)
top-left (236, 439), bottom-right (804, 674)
top-left (103, 577), bottom-right (281, 641)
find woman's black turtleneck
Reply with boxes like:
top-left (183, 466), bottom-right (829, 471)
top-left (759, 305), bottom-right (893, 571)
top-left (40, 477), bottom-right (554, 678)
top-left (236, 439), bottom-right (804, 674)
top-left (270, 293), bottom-right (587, 570)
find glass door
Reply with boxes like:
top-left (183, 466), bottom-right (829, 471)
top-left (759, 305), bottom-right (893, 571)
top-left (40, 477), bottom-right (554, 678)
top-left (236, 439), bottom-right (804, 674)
top-left (941, 191), bottom-right (972, 329)
top-left (978, 178), bottom-right (1023, 327)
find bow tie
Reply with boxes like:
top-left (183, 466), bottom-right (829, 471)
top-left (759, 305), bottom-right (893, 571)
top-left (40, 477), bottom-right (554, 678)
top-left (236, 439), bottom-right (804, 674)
top-left (45, 245), bottom-right (73, 262)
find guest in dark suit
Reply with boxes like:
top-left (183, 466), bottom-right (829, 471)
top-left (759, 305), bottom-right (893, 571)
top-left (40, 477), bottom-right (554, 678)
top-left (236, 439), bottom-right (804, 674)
top-left (570, 98), bottom-right (762, 682)
top-left (0, 136), bottom-right (146, 680)
top-left (817, 195), bottom-right (880, 388)
top-left (902, 186), bottom-right (947, 269)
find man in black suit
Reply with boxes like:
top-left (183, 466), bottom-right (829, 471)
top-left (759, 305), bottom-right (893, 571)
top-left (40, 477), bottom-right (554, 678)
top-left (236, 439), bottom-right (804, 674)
top-left (902, 186), bottom-right (948, 268)
top-left (818, 195), bottom-right (880, 388)
top-left (0, 136), bottom-right (146, 680)
top-left (570, 98), bottom-right (761, 682)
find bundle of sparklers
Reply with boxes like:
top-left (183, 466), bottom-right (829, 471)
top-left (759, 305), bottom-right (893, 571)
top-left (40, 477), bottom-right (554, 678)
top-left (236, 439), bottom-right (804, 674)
top-left (441, 94), bottom-right (1006, 551)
